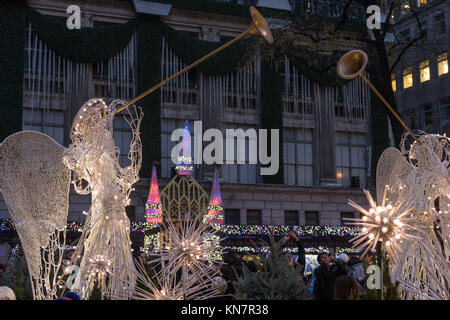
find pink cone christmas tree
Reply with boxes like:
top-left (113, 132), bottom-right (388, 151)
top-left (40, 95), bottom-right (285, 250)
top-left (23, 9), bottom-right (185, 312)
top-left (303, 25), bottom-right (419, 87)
top-left (207, 170), bottom-right (224, 224)
top-left (145, 166), bottom-right (163, 223)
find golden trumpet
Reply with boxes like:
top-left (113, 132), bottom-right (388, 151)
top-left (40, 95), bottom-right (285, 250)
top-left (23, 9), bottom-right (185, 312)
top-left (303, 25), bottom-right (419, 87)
top-left (114, 6), bottom-right (273, 114)
top-left (337, 50), bottom-right (420, 145)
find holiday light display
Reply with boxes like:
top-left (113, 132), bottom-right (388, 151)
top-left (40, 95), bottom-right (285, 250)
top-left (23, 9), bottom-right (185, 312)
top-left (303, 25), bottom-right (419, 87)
top-left (62, 98), bottom-right (142, 300)
top-left (346, 189), bottom-right (420, 262)
top-left (145, 166), bottom-right (163, 223)
top-left (207, 170), bottom-right (224, 224)
top-left (175, 121), bottom-right (194, 175)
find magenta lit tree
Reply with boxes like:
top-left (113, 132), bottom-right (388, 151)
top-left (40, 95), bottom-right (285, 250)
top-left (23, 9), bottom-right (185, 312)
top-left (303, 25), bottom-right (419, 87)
top-left (145, 166), bottom-right (163, 224)
top-left (207, 169), bottom-right (224, 224)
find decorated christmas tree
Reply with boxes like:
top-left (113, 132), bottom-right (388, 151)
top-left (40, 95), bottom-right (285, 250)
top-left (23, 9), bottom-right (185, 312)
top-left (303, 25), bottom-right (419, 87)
top-left (145, 166), bottom-right (163, 224)
top-left (207, 169), bottom-right (224, 224)
top-left (175, 121), bottom-right (193, 176)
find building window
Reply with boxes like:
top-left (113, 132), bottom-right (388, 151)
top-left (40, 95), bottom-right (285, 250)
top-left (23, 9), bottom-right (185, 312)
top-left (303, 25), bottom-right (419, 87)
top-left (391, 73), bottom-right (397, 92)
top-left (434, 13), bottom-right (445, 38)
top-left (305, 211), bottom-right (319, 226)
top-left (418, 20), bottom-right (427, 41)
top-left (417, 0), bottom-right (427, 7)
top-left (403, 66), bottom-right (413, 89)
top-left (336, 132), bottom-right (367, 188)
top-left (440, 97), bottom-right (450, 121)
top-left (125, 206), bottom-right (135, 221)
top-left (225, 209), bottom-right (241, 225)
top-left (419, 60), bottom-right (430, 82)
top-left (438, 52), bottom-right (448, 76)
top-left (340, 212), bottom-right (354, 226)
top-left (247, 210), bottom-right (261, 225)
top-left (283, 128), bottom-right (314, 186)
top-left (403, 109), bottom-right (416, 129)
top-left (422, 104), bottom-right (433, 126)
top-left (284, 210), bottom-right (299, 226)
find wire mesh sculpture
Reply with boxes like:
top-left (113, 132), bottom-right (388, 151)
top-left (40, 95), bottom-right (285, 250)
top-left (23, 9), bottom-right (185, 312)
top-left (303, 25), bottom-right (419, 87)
top-left (62, 98), bottom-right (143, 299)
top-left (115, 215), bottom-right (224, 300)
top-left (348, 132), bottom-right (449, 300)
top-left (0, 131), bottom-right (71, 300)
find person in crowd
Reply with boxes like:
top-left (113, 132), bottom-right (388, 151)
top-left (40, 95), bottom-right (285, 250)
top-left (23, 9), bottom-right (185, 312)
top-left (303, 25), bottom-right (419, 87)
top-left (313, 252), bottom-right (333, 300)
top-left (0, 240), bottom-right (11, 276)
top-left (333, 275), bottom-right (360, 300)
top-left (56, 291), bottom-right (80, 300)
top-left (244, 259), bottom-right (258, 273)
top-left (332, 253), bottom-right (349, 277)
top-left (281, 228), bottom-right (306, 276)
top-left (347, 254), bottom-right (366, 297)
top-left (220, 250), bottom-right (243, 296)
top-left (0, 286), bottom-right (16, 300)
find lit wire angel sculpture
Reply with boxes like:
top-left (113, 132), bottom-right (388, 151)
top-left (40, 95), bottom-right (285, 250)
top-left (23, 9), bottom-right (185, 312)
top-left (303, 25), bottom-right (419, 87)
top-left (62, 98), bottom-right (143, 300)
top-left (348, 132), bottom-right (450, 300)
top-left (0, 131), bottom-right (71, 300)
top-left (119, 215), bottom-right (224, 300)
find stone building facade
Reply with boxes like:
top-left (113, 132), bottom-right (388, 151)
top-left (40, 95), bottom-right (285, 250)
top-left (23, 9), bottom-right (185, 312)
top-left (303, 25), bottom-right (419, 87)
top-left (0, 0), bottom-right (372, 233)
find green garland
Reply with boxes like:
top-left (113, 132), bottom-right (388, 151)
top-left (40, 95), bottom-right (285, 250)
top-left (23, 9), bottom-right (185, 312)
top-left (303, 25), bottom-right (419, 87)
top-left (0, 0), bottom-right (26, 142)
top-left (260, 61), bottom-right (284, 184)
top-left (137, 15), bottom-right (162, 178)
top-left (150, 0), bottom-right (251, 18)
top-left (26, 6), bottom-right (136, 63)
top-left (162, 23), bottom-right (250, 75)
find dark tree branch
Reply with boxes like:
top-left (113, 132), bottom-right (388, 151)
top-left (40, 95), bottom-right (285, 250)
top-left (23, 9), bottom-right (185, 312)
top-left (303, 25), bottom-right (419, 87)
top-left (390, 8), bottom-right (424, 72)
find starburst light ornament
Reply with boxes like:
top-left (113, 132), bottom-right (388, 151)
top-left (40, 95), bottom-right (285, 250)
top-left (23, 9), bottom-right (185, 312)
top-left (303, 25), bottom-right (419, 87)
top-left (346, 189), bottom-right (421, 263)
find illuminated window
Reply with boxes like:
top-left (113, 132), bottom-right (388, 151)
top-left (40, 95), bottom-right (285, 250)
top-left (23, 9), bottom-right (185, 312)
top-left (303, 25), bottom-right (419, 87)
top-left (438, 52), bottom-right (448, 76)
top-left (419, 60), bottom-right (430, 82)
top-left (391, 73), bottom-right (397, 92)
top-left (403, 66), bottom-right (413, 89)
top-left (417, 0), bottom-right (427, 7)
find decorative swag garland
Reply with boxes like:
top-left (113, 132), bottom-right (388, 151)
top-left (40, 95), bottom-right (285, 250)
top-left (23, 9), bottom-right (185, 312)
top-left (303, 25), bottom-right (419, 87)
top-left (26, 5), bottom-right (137, 63)
top-left (0, 1), bottom-right (384, 185)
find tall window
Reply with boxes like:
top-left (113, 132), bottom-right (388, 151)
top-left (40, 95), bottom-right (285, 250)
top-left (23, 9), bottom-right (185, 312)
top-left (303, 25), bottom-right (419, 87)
top-left (283, 128), bottom-right (314, 186)
top-left (438, 52), bottom-right (448, 76)
top-left (403, 66), bottom-right (413, 89)
top-left (391, 73), bottom-right (397, 92)
top-left (422, 104), bottom-right (433, 126)
top-left (418, 20), bottom-right (427, 41)
top-left (403, 109), bottom-right (416, 129)
top-left (440, 97), bottom-right (450, 121)
top-left (417, 0), bottom-right (427, 7)
top-left (419, 60), bottom-right (430, 82)
top-left (247, 210), bottom-right (261, 225)
top-left (285, 210), bottom-right (299, 225)
top-left (340, 212), bottom-right (354, 226)
top-left (434, 13), bottom-right (445, 38)
top-left (336, 132), bottom-right (367, 188)
top-left (305, 211), bottom-right (319, 226)
top-left (225, 209), bottom-right (241, 225)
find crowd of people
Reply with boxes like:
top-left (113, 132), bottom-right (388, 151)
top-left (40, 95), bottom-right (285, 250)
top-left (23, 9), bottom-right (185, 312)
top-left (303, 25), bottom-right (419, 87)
top-left (0, 231), bottom-right (374, 300)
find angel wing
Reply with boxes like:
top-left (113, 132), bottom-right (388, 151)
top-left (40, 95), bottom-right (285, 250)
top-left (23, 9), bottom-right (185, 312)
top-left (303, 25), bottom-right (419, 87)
top-left (0, 131), bottom-right (71, 299)
top-left (376, 147), bottom-right (414, 205)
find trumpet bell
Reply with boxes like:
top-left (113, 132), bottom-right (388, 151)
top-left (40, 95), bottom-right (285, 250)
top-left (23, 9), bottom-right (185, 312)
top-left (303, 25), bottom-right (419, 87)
top-left (249, 6), bottom-right (273, 44)
top-left (337, 50), bottom-right (368, 80)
